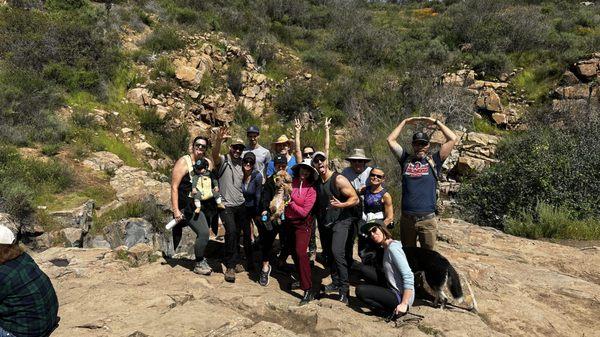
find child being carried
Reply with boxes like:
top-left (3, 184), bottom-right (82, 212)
top-left (191, 158), bottom-right (225, 213)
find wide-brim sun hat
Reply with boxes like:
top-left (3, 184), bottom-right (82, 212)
top-left (291, 158), bottom-right (319, 181)
top-left (345, 148), bottom-right (372, 162)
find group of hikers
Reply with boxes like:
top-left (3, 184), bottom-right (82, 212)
top-left (169, 115), bottom-right (458, 315)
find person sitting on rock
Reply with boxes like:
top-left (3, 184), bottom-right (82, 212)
top-left (191, 157), bottom-right (225, 215)
top-left (170, 135), bottom-right (213, 276)
top-left (387, 116), bottom-right (457, 250)
top-left (0, 225), bottom-right (59, 337)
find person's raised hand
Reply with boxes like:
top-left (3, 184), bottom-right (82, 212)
top-left (294, 118), bottom-right (302, 132)
top-left (324, 117), bottom-right (332, 130)
top-left (215, 126), bottom-right (230, 141)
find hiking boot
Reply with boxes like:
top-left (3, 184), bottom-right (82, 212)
top-left (299, 290), bottom-right (314, 306)
top-left (234, 263), bottom-right (245, 273)
top-left (193, 259), bottom-right (212, 276)
top-left (321, 283), bottom-right (340, 294)
top-left (259, 265), bottom-right (271, 287)
top-left (224, 268), bottom-right (236, 283)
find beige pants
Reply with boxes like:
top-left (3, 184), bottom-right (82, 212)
top-left (399, 213), bottom-right (438, 250)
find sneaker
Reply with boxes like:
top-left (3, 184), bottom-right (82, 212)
top-left (299, 290), bottom-right (314, 306)
top-left (259, 265), bottom-right (271, 286)
top-left (321, 283), bottom-right (340, 294)
top-left (193, 259), bottom-right (212, 275)
top-left (337, 292), bottom-right (349, 305)
top-left (234, 264), bottom-right (245, 273)
top-left (224, 268), bottom-right (236, 283)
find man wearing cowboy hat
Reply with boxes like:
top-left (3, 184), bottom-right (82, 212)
top-left (266, 134), bottom-right (297, 177)
top-left (387, 116), bottom-right (457, 250)
top-left (211, 126), bottom-right (249, 282)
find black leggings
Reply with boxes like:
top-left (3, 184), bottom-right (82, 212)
top-left (356, 264), bottom-right (399, 314)
top-left (219, 205), bottom-right (253, 269)
top-left (257, 220), bottom-right (277, 263)
top-left (173, 206), bottom-right (210, 262)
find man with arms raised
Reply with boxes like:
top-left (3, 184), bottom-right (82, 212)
top-left (312, 152), bottom-right (359, 304)
top-left (387, 117), bottom-right (457, 250)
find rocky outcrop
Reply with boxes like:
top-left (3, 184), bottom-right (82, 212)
top-left (109, 166), bottom-right (171, 209)
top-left (83, 151), bottom-right (125, 173)
top-left (35, 219), bottom-right (600, 337)
top-left (552, 53), bottom-right (600, 115)
top-left (49, 200), bottom-right (95, 235)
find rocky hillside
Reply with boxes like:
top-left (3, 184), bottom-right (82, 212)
top-left (31, 219), bottom-right (600, 337)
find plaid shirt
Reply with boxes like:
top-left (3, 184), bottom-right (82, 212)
top-left (0, 252), bottom-right (59, 337)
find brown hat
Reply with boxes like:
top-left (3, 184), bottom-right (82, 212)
top-left (345, 148), bottom-right (371, 162)
top-left (272, 134), bottom-right (294, 146)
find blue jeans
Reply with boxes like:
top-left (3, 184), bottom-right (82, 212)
top-left (0, 326), bottom-right (15, 337)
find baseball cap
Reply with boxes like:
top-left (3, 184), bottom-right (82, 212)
top-left (412, 132), bottom-right (430, 144)
top-left (273, 154), bottom-right (287, 165)
top-left (0, 225), bottom-right (16, 244)
top-left (243, 151), bottom-right (256, 163)
top-left (311, 151), bottom-right (326, 164)
top-left (246, 126), bottom-right (260, 134)
top-left (359, 219), bottom-right (385, 237)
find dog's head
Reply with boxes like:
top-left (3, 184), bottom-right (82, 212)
top-left (274, 171), bottom-right (292, 188)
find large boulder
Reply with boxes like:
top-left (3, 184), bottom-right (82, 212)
top-left (109, 166), bottom-right (171, 210)
top-left (103, 218), bottom-right (153, 249)
top-left (49, 200), bottom-right (94, 234)
top-left (476, 88), bottom-right (503, 113)
top-left (83, 235), bottom-right (111, 249)
top-left (554, 84), bottom-right (592, 99)
top-left (60, 228), bottom-right (83, 248)
top-left (574, 58), bottom-right (599, 80)
top-left (127, 88), bottom-right (152, 106)
top-left (83, 151), bottom-right (124, 172)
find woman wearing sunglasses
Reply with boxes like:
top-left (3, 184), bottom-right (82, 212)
top-left (240, 152), bottom-right (264, 272)
top-left (356, 222), bottom-right (414, 317)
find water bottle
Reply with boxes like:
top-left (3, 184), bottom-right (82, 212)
top-left (165, 218), bottom-right (178, 230)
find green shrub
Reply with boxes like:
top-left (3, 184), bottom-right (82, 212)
top-left (45, 0), bottom-right (87, 11)
top-left (227, 60), bottom-right (243, 97)
top-left (245, 32), bottom-right (277, 67)
top-left (147, 79), bottom-right (176, 96)
top-left (93, 197), bottom-right (167, 235)
top-left (41, 143), bottom-right (62, 156)
top-left (137, 108), bottom-right (164, 133)
top-left (142, 26), bottom-right (185, 52)
top-left (273, 79), bottom-right (320, 121)
top-left (506, 202), bottom-right (600, 240)
top-left (154, 124), bottom-right (190, 160)
top-left (150, 56), bottom-right (176, 79)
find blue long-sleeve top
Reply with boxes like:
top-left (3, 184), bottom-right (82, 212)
top-left (383, 240), bottom-right (415, 305)
top-left (242, 170), bottom-right (263, 213)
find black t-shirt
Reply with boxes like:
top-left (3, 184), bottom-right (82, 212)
top-left (399, 151), bottom-right (442, 214)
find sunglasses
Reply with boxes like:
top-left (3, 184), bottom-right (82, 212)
top-left (369, 226), bottom-right (379, 234)
top-left (303, 152), bottom-right (314, 158)
top-left (231, 145), bottom-right (245, 151)
top-left (312, 157), bottom-right (326, 164)
top-left (370, 173), bottom-right (384, 179)
top-left (412, 141), bottom-right (429, 147)
top-left (243, 160), bottom-right (255, 166)
top-left (194, 143), bottom-right (207, 149)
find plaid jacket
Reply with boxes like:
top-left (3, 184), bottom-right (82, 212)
top-left (0, 252), bottom-right (59, 337)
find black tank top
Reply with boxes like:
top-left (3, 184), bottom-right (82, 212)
top-left (363, 186), bottom-right (386, 214)
top-left (177, 156), bottom-right (194, 211)
top-left (315, 172), bottom-right (351, 225)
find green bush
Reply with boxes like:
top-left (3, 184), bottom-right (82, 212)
top-left (137, 108), bottom-right (164, 133)
top-left (227, 60), bottom-right (243, 97)
top-left (150, 56), bottom-right (176, 79)
top-left (0, 146), bottom-right (73, 218)
top-left (459, 117), bottom-right (600, 228)
top-left (506, 202), bottom-right (600, 240)
top-left (93, 197), bottom-right (167, 234)
top-left (273, 79), bottom-right (320, 121)
top-left (154, 124), bottom-right (190, 160)
top-left (142, 26), bottom-right (185, 52)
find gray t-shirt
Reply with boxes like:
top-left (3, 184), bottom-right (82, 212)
top-left (341, 166), bottom-right (372, 193)
top-left (244, 144), bottom-right (271, 181)
top-left (216, 154), bottom-right (245, 207)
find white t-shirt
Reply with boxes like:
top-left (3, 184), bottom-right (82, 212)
top-left (341, 166), bottom-right (372, 193)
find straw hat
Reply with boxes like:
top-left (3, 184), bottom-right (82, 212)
top-left (345, 148), bottom-right (372, 162)
top-left (272, 135), bottom-right (294, 147)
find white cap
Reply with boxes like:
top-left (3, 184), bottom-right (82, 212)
top-left (0, 225), bottom-right (16, 244)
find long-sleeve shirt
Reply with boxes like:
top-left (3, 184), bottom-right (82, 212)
top-left (284, 178), bottom-right (316, 220)
top-left (241, 170), bottom-right (263, 213)
top-left (383, 241), bottom-right (415, 305)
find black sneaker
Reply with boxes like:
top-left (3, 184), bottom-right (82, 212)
top-left (299, 290), bottom-right (314, 306)
top-left (321, 283), bottom-right (340, 294)
top-left (259, 265), bottom-right (271, 287)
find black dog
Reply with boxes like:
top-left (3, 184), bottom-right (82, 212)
top-left (360, 243), bottom-right (466, 308)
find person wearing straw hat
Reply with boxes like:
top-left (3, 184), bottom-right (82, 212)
top-left (284, 159), bottom-right (318, 305)
top-left (342, 148), bottom-right (373, 193)
top-left (266, 134), bottom-right (297, 177)
top-left (387, 116), bottom-right (457, 250)
top-left (211, 126), bottom-right (248, 283)
top-left (1, 225), bottom-right (59, 337)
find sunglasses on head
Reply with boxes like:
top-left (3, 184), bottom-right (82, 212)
top-left (370, 173), bottom-right (384, 179)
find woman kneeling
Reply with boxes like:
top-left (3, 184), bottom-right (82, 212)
top-left (356, 223), bottom-right (414, 317)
